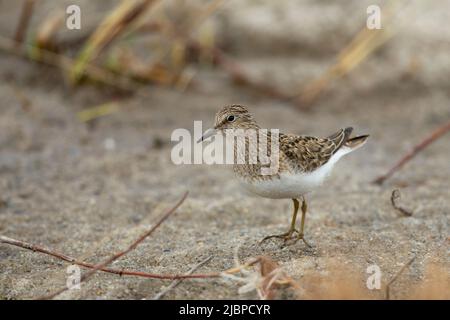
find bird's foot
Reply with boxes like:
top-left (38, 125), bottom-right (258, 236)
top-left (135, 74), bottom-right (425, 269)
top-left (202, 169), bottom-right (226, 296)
top-left (260, 230), bottom-right (313, 248)
top-left (259, 229), bottom-right (299, 245)
top-left (295, 233), bottom-right (312, 248)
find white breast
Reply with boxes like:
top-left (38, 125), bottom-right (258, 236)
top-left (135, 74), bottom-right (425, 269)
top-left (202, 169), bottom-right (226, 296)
top-left (239, 147), bottom-right (352, 199)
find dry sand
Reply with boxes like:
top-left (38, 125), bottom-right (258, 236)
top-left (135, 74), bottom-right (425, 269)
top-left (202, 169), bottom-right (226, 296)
top-left (0, 0), bottom-right (449, 299)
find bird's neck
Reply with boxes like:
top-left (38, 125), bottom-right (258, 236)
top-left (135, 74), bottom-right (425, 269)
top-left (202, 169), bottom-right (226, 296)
top-left (230, 127), bottom-right (279, 180)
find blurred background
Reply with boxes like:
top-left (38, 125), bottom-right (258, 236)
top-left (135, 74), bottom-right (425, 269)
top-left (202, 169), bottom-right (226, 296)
top-left (0, 0), bottom-right (449, 299)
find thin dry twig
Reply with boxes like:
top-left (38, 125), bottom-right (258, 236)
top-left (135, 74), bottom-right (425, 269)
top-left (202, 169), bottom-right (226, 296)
top-left (390, 189), bottom-right (413, 217)
top-left (0, 234), bottom-right (291, 299)
top-left (0, 235), bottom-right (220, 281)
top-left (14, 0), bottom-right (36, 47)
top-left (386, 255), bottom-right (416, 300)
top-left (39, 192), bottom-right (188, 299)
top-left (152, 255), bottom-right (214, 300)
top-left (374, 120), bottom-right (450, 184)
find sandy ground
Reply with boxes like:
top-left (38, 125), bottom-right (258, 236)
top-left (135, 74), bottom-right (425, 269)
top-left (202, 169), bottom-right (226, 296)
top-left (0, 0), bottom-right (449, 299)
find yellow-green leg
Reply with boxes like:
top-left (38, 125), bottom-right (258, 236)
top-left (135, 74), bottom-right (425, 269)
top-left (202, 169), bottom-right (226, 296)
top-left (260, 199), bottom-right (300, 244)
top-left (295, 198), bottom-right (312, 248)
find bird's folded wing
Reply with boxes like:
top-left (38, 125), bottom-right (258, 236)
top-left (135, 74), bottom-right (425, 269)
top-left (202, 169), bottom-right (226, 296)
top-left (279, 129), bottom-right (348, 172)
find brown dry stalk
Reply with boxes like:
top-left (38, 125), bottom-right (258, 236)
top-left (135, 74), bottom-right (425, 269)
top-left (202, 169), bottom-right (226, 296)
top-left (38, 192), bottom-right (190, 299)
top-left (0, 35), bottom-right (145, 93)
top-left (8, 1), bottom-right (287, 104)
top-left (0, 235), bottom-right (220, 281)
top-left (35, 11), bottom-right (65, 50)
top-left (374, 119), bottom-right (450, 184)
top-left (124, 0), bottom-right (289, 101)
top-left (256, 256), bottom-right (298, 299)
top-left (297, 30), bottom-right (393, 108)
top-left (13, 0), bottom-right (36, 47)
top-left (296, 1), bottom-right (404, 108)
top-left (1, 34), bottom-right (185, 92)
top-left (70, 0), bottom-right (159, 83)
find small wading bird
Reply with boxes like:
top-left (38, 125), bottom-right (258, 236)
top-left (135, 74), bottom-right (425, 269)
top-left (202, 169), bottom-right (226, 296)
top-left (198, 105), bottom-right (369, 247)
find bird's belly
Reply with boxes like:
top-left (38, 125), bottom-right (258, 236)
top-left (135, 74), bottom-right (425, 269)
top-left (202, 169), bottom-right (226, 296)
top-left (236, 147), bottom-right (350, 199)
top-left (239, 170), bottom-right (328, 199)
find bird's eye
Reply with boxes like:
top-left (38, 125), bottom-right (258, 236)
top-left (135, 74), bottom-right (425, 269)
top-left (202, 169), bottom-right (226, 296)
top-left (227, 115), bottom-right (236, 122)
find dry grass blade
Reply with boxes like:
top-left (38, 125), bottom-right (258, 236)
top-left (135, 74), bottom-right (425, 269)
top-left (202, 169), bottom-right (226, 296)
top-left (35, 10), bottom-right (65, 51)
top-left (39, 191), bottom-right (188, 299)
top-left (108, 47), bottom-right (178, 85)
top-left (77, 102), bottom-right (120, 122)
top-left (256, 256), bottom-right (296, 300)
top-left (70, 0), bottom-right (159, 84)
top-left (135, 0), bottom-right (226, 84)
top-left (221, 250), bottom-right (297, 300)
top-left (296, 1), bottom-right (402, 108)
top-left (0, 35), bottom-right (146, 93)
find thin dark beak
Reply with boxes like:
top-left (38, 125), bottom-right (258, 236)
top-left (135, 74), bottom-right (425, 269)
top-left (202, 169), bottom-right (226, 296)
top-left (197, 128), bottom-right (217, 143)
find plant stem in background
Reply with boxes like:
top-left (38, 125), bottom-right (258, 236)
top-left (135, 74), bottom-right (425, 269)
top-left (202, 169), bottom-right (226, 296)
top-left (374, 120), bottom-right (450, 184)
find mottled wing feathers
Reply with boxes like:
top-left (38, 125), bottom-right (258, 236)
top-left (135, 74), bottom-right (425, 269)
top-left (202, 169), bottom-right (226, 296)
top-left (280, 127), bottom-right (353, 172)
top-left (327, 127), bottom-right (353, 149)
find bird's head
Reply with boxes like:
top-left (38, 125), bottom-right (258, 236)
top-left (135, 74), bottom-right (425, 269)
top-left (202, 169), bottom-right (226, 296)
top-left (198, 105), bottom-right (259, 142)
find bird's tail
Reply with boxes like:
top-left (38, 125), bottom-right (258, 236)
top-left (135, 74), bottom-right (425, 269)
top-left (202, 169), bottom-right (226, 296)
top-left (344, 134), bottom-right (369, 150)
